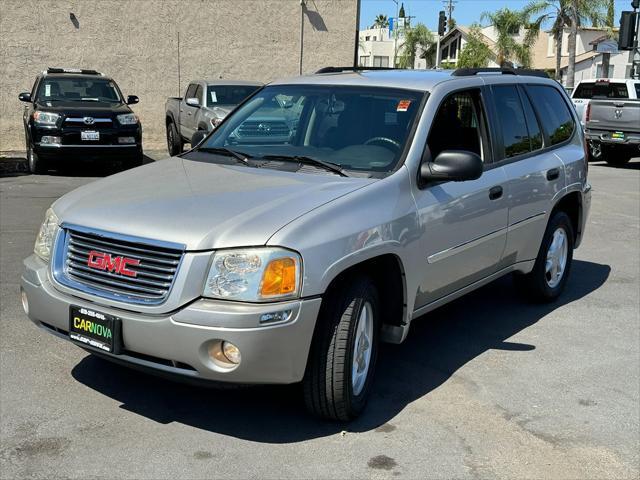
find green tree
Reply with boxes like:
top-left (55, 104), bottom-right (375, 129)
top-left (526, 0), bottom-right (606, 83)
top-left (481, 7), bottom-right (545, 68)
top-left (372, 14), bottom-right (389, 29)
top-left (457, 25), bottom-right (493, 68)
top-left (398, 23), bottom-right (435, 69)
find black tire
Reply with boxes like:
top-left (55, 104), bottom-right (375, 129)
top-left (303, 275), bottom-right (380, 421)
top-left (27, 142), bottom-right (46, 174)
top-left (514, 211), bottom-right (574, 303)
top-left (166, 120), bottom-right (183, 156)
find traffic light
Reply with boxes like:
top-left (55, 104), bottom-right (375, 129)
top-left (438, 10), bottom-right (447, 36)
top-left (619, 11), bottom-right (637, 50)
top-left (632, 0), bottom-right (639, 10)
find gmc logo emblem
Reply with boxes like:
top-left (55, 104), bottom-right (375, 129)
top-left (87, 250), bottom-right (140, 277)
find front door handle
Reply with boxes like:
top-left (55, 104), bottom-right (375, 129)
top-left (546, 168), bottom-right (560, 181)
top-left (489, 186), bottom-right (503, 200)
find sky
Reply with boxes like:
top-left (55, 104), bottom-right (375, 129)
top-left (359, 0), bottom-right (634, 32)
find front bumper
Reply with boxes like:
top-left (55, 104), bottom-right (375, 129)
top-left (21, 254), bottom-right (321, 384)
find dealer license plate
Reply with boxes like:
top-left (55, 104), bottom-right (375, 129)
top-left (611, 131), bottom-right (625, 141)
top-left (81, 130), bottom-right (100, 141)
top-left (69, 306), bottom-right (119, 353)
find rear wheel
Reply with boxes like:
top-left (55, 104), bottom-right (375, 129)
top-left (303, 275), bottom-right (380, 421)
top-left (166, 120), bottom-right (183, 156)
top-left (601, 145), bottom-right (631, 167)
top-left (514, 211), bottom-right (574, 302)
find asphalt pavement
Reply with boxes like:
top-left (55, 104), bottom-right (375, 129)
top-left (1, 155), bottom-right (638, 479)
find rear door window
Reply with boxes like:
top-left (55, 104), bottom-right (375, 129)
top-left (573, 82), bottom-right (629, 99)
top-left (492, 85), bottom-right (531, 158)
top-left (519, 87), bottom-right (543, 151)
top-left (526, 85), bottom-right (575, 146)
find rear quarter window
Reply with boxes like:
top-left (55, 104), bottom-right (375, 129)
top-left (526, 85), bottom-right (575, 146)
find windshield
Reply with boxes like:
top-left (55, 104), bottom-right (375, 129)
top-left (573, 82), bottom-right (629, 99)
top-left (207, 85), bottom-right (261, 107)
top-left (198, 85), bottom-right (424, 175)
top-left (36, 77), bottom-right (122, 103)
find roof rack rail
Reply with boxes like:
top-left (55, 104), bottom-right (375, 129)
top-left (46, 67), bottom-right (102, 75)
top-left (452, 68), bottom-right (549, 78)
top-left (315, 66), bottom-right (399, 74)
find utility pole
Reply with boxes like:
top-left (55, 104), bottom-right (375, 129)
top-left (444, 0), bottom-right (457, 30)
top-left (392, 0), bottom-right (399, 67)
top-left (299, 0), bottom-right (306, 75)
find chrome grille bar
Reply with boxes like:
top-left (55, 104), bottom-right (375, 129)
top-left (55, 226), bottom-right (185, 305)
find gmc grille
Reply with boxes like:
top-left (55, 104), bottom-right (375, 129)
top-left (61, 228), bottom-right (183, 304)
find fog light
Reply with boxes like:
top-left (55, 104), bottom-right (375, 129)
top-left (118, 137), bottom-right (135, 144)
top-left (20, 288), bottom-right (29, 315)
top-left (40, 136), bottom-right (61, 145)
top-left (222, 341), bottom-right (241, 364)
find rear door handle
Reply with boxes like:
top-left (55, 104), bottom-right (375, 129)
top-left (489, 186), bottom-right (503, 200)
top-left (546, 168), bottom-right (560, 181)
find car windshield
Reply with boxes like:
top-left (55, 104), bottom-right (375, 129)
top-left (36, 77), bottom-right (122, 103)
top-left (198, 85), bottom-right (424, 175)
top-left (573, 82), bottom-right (629, 99)
top-left (206, 85), bottom-right (261, 107)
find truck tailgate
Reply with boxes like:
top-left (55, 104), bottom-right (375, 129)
top-left (587, 99), bottom-right (640, 133)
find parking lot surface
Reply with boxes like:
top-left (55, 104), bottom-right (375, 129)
top-left (1, 157), bottom-right (639, 479)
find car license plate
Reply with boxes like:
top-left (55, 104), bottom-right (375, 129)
top-left (611, 131), bottom-right (625, 141)
top-left (69, 306), bottom-right (120, 353)
top-left (81, 130), bottom-right (100, 141)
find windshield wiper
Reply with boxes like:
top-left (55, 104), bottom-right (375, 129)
top-left (198, 147), bottom-right (251, 166)
top-left (261, 154), bottom-right (349, 177)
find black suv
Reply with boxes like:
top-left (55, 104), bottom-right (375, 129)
top-left (19, 68), bottom-right (143, 173)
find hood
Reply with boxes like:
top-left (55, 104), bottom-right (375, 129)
top-left (53, 158), bottom-right (373, 250)
top-left (209, 105), bottom-right (233, 118)
top-left (34, 100), bottom-right (132, 115)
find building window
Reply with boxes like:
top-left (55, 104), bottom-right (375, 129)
top-left (373, 36), bottom-right (377, 41)
top-left (450, 40), bottom-right (458, 59)
top-left (373, 56), bottom-right (389, 67)
top-left (359, 56), bottom-right (370, 67)
top-left (595, 63), bottom-right (613, 78)
top-left (365, 36), bottom-right (370, 41)
top-left (442, 45), bottom-right (450, 60)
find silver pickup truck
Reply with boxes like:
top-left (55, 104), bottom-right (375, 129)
top-left (165, 80), bottom-right (262, 155)
top-left (22, 68), bottom-right (590, 420)
top-left (585, 97), bottom-right (640, 166)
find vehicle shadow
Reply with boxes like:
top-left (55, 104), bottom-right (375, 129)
top-left (71, 260), bottom-right (610, 443)
top-left (590, 157), bottom-right (640, 170)
top-left (0, 152), bottom-right (157, 178)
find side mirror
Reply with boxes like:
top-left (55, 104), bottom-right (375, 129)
top-left (191, 130), bottom-right (208, 147)
top-left (127, 95), bottom-right (139, 105)
top-left (18, 92), bottom-right (31, 102)
top-left (420, 150), bottom-right (483, 183)
top-left (185, 97), bottom-right (200, 107)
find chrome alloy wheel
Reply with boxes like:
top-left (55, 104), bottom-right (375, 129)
top-left (352, 301), bottom-right (373, 396)
top-left (545, 227), bottom-right (568, 288)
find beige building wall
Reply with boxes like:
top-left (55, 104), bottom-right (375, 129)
top-left (0, 0), bottom-right (358, 151)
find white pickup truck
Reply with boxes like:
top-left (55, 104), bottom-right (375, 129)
top-left (571, 79), bottom-right (640, 166)
top-left (165, 80), bottom-right (262, 155)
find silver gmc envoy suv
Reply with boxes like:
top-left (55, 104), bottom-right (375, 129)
top-left (22, 68), bottom-right (591, 420)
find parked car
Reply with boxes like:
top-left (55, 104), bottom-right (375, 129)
top-left (570, 78), bottom-right (640, 127)
top-left (165, 80), bottom-right (262, 155)
top-left (19, 67), bottom-right (143, 173)
top-left (21, 68), bottom-right (590, 420)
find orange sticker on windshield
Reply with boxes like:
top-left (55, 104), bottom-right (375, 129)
top-left (397, 100), bottom-right (411, 112)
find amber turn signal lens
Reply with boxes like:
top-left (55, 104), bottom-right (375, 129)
top-left (260, 257), bottom-right (297, 297)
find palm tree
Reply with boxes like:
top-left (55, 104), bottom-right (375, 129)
top-left (372, 14), bottom-right (389, 29)
top-left (397, 23), bottom-right (435, 69)
top-left (526, 0), bottom-right (606, 83)
top-left (481, 7), bottom-right (545, 68)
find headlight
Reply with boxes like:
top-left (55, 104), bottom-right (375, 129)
top-left (203, 248), bottom-right (302, 302)
top-left (117, 113), bottom-right (138, 125)
top-left (33, 111), bottom-right (60, 126)
top-left (34, 208), bottom-right (59, 262)
top-left (210, 117), bottom-right (223, 128)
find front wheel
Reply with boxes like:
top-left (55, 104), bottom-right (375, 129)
top-left (303, 275), bottom-right (380, 421)
top-left (514, 211), bottom-right (574, 302)
top-left (166, 120), bottom-right (183, 156)
top-left (27, 144), bottom-right (46, 174)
